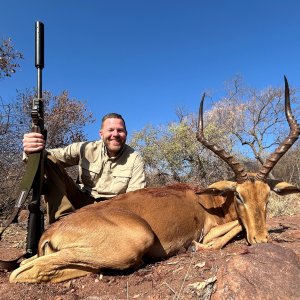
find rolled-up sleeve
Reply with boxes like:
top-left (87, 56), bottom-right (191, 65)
top-left (126, 153), bottom-right (146, 192)
top-left (47, 142), bottom-right (83, 167)
top-left (22, 143), bottom-right (82, 165)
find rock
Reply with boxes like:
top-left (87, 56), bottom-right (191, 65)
top-left (212, 243), bottom-right (300, 300)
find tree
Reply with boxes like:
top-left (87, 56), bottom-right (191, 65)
top-left (207, 76), bottom-right (299, 177)
top-left (130, 75), bottom-right (300, 187)
top-left (231, 77), bottom-right (288, 159)
top-left (130, 111), bottom-right (235, 187)
top-left (272, 144), bottom-right (300, 187)
top-left (0, 38), bottom-right (23, 78)
top-left (16, 89), bottom-right (95, 148)
top-left (0, 36), bottom-right (97, 213)
top-left (0, 89), bottom-right (95, 213)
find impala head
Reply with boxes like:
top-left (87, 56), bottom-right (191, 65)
top-left (197, 77), bottom-right (300, 244)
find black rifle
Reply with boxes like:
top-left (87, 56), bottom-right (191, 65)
top-left (0, 22), bottom-right (46, 268)
top-left (25, 21), bottom-right (46, 257)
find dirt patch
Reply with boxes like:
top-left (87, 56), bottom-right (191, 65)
top-left (0, 213), bottom-right (299, 300)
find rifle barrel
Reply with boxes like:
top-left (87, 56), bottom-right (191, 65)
top-left (35, 21), bottom-right (44, 99)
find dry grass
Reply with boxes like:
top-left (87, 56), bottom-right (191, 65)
top-left (267, 191), bottom-right (300, 218)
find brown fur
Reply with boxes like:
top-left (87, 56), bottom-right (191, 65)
top-left (9, 180), bottom-right (299, 283)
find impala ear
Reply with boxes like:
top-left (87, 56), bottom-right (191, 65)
top-left (196, 181), bottom-right (237, 196)
top-left (271, 181), bottom-right (300, 195)
top-left (196, 181), bottom-right (237, 210)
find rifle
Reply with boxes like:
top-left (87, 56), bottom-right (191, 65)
top-left (26, 21), bottom-right (46, 257)
top-left (0, 21), bottom-right (46, 260)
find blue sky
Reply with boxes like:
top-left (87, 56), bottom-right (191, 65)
top-left (1, 1), bottom-right (300, 141)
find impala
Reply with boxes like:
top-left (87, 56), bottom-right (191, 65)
top-left (10, 77), bottom-right (300, 283)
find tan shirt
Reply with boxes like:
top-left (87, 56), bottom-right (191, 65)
top-left (48, 140), bottom-right (146, 199)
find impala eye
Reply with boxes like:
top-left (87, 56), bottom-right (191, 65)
top-left (265, 200), bottom-right (269, 210)
top-left (235, 192), bottom-right (244, 205)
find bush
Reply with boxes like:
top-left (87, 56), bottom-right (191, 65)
top-left (267, 192), bottom-right (300, 218)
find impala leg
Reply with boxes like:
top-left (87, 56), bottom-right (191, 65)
top-left (203, 220), bottom-right (240, 244)
top-left (193, 222), bottom-right (243, 250)
top-left (10, 211), bottom-right (156, 283)
top-left (19, 254), bottom-right (41, 266)
top-left (9, 250), bottom-right (97, 283)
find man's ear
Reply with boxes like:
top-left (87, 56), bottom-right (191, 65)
top-left (99, 130), bottom-right (103, 139)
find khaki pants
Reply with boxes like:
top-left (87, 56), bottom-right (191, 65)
top-left (44, 155), bottom-right (97, 224)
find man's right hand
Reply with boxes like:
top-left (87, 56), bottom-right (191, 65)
top-left (23, 132), bottom-right (45, 154)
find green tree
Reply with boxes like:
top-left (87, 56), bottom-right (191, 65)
top-left (130, 111), bottom-right (234, 186)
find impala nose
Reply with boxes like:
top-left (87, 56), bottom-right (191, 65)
top-left (253, 234), bottom-right (269, 244)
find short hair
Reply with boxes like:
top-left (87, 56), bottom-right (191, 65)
top-left (101, 113), bottom-right (127, 132)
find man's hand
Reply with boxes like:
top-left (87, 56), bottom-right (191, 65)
top-left (23, 132), bottom-right (45, 154)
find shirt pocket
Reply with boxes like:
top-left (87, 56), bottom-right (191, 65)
top-left (111, 170), bottom-right (131, 194)
top-left (80, 161), bottom-right (101, 188)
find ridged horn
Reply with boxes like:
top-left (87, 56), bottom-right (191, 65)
top-left (196, 93), bottom-right (248, 183)
top-left (255, 76), bottom-right (300, 182)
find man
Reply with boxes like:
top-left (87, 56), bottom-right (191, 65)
top-left (23, 113), bottom-right (146, 223)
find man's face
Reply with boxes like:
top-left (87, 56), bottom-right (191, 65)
top-left (99, 118), bottom-right (127, 157)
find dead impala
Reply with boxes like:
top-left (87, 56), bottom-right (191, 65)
top-left (10, 77), bottom-right (300, 283)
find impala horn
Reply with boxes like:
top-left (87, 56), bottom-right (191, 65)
top-left (255, 76), bottom-right (300, 182)
top-left (196, 93), bottom-right (248, 183)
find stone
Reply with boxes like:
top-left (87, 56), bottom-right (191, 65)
top-left (212, 243), bottom-right (300, 300)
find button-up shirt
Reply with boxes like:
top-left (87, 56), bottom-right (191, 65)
top-left (48, 140), bottom-right (146, 199)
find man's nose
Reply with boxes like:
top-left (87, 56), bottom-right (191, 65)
top-left (112, 129), bottom-right (119, 136)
